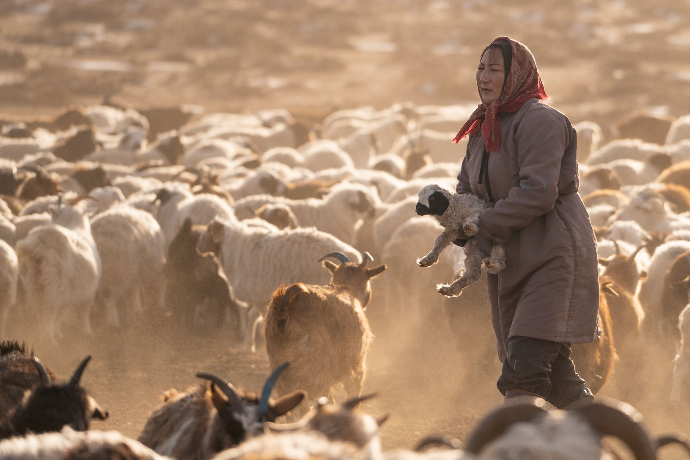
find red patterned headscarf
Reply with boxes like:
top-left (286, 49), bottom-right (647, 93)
top-left (452, 37), bottom-right (548, 152)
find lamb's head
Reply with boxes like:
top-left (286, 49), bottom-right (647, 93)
top-left (416, 184), bottom-right (451, 217)
top-left (265, 393), bottom-right (387, 453)
top-left (6, 356), bottom-right (108, 436)
top-left (196, 363), bottom-right (305, 446)
top-left (318, 251), bottom-right (386, 308)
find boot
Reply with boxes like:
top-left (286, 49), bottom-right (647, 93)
top-left (504, 389), bottom-right (554, 409)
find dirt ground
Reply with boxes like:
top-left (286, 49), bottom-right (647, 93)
top-left (3, 0), bottom-right (690, 457)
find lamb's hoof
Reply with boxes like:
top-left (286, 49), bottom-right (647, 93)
top-left (463, 223), bottom-right (478, 236)
top-left (417, 256), bottom-right (436, 268)
top-left (483, 258), bottom-right (503, 274)
top-left (437, 284), bottom-right (462, 297)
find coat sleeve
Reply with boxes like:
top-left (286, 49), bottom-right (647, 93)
top-left (477, 105), bottom-right (570, 245)
top-left (456, 139), bottom-right (473, 195)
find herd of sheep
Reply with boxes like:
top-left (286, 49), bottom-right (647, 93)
top-left (2, 101), bottom-right (690, 458)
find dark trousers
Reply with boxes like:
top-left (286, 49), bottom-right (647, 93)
top-left (497, 336), bottom-right (593, 409)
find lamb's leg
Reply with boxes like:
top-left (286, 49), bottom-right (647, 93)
top-left (437, 241), bottom-right (484, 297)
top-left (483, 244), bottom-right (506, 274)
top-left (462, 215), bottom-right (480, 236)
top-left (418, 228), bottom-right (456, 267)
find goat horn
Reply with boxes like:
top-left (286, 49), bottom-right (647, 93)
top-left (69, 355), bottom-right (91, 386)
top-left (630, 244), bottom-right (647, 260)
top-left (609, 238), bottom-right (621, 256)
top-left (57, 195), bottom-right (63, 208)
top-left (571, 398), bottom-right (655, 460)
top-left (654, 435), bottom-right (690, 456)
top-left (196, 373), bottom-right (244, 414)
top-left (263, 417), bottom-right (309, 434)
top-left (31, 357), bottom-right (51, 385)
top-left (465, 400), bottom-right (548, 454)
top-left (342, 392), bottom-right (377, 410)
top-left (259, 362), bottom-right (290, 418)
top-left (415, 435), bottom-right (464, 452)
top-left (359, 252), bottom-right (374, 267)
top-left (318, 252), bottom-right (350, 265)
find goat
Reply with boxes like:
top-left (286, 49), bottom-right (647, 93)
top-left (137, 364), bottom-right (305, 460)
top-left (265, 252), bottom-right (386, 408)
top-left (0, 356), bottom-right (108, 439)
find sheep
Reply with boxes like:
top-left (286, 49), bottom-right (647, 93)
top-left (16, 165), bottom-right (63, 201)
top-left (415, 184), bottom-right (505, 297)
top-left (262, 147), bottom-right (304, 168)
top-left (163, 218), bottom-right (249, 339)
top-left (666, 139), bottom-right (690, 164)
top-left (0, 341), bottom-right (57, 421)
top-left (389, 130), bottom-right (467, 164)
top-left (0, 426), bottom-right (171, 460)
top-left (255, 203), bottom-right (299, 230)
top-left (12, 213), bottom-right (53, 243)
top-left (51, 128), bottom-right (100, 163)
top-left (84, 105), bottom-right (149, 135)
top-left (667, 114), bottom-right (690, 145)
top-left (599, 152), bottom-right (673, 186)
top-left (611, 110), bottom-right (675, 145)
top-left (369, 154), bottom-right (406, 179)
top-left (605, 187), bottom-right (690, 234)
top-left (578, 167), bottom-right (621, 197)
top-left (232, 183), bottom-right (377, 246)
top-left (16, 197), bottom-right (101, 343)
top-left (0, 356), bottom-right (108, 439)
top-left (223, 170), bottom-right (287, 201)
top-left (206, 121), bottom-right (311, 153)
top-left (373, 196), bottom-right (418, 256)
top-left (573, 121), bottom-right (602, 163)
top-left (586, 139), bottom-right (665, 166)
top-left (299, 141), bottom-right (356, 172)
top-left (137, 365), bottom-right (305, 460)
top-left (90, 204), bottom-right (165, 329)
top-left (0, 215), bottom-right (15, 246)
top-left (181, 138), bottom-right (250, 168)
top-left (582, 189), bottom-right (630, 208)
top-left (412, 163), bottom-right (461, 180)
top-left (197, 216), bottom-right (362, 313)
top-left (587, 205), bottom-right (618, 227)
top-left (656, 158), bottom-right (690, 190)
top-left (0, 241), bottom-right (17, 337)
top-left (401, 147), bottom-right (432, 180)
top-left (140, 106), bottom-right (195, 141)
top-left (112, 175), bottom-right (163, 198)
top-left (217, 394), bottom-right (387, 460)
top-left (265, 252), bottom-right (386, 408)
top-left (384, 178), bottom-right (457, 204)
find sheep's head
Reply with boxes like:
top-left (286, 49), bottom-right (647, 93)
top-left (265, 393), bottom-right (387, 452)
top-left (416, 184), bottom-right (450, 216)
top-left (318, 252), bottom-right (386, 308)
top-left (257, 171), bottom-right (287, 196)
top-left (196, 362), bottom-right (305, 447)
top-left (7, 356), bottom-right (108, 436)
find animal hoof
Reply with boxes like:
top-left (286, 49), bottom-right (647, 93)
top-left (437, 284), bottom-right (460, 297)
top-left (463, 223), bottom-right (478, 236)
top-left (417, 257), bottom-right (434, 268)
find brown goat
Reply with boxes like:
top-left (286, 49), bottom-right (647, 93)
top-left (16, 165), bottom-right (62, 201)
top-left (402, 147), bottom-right (432, 180)
top-left (265, 252), bottom-right (386, 408)
top-left (70, 165), bottom-right (112, 194)
top-left (582, 189), bottom-right (630, 208)
top-left (284, 178), bottom-right (344, 200)
top-left (52, 127), bottom-right (99, 162)
top-left (657, 159), bottom-right (690, 190)
top-left (656, 183), bottom-right (690, 213)
top-left (138, 365), bottom-right (305, 460)
top-left (571, 282), bottom-right (615, 395)
top-left (611, 110), bottom-right (675, 145)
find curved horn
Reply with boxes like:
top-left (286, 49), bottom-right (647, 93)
top-left (259, 362), bottom-right (290, 418)
top-left (465, 400), bottom-right (548, 454)
top-left (654, 435), bottom-right (690, 456)
top-left (69, 355), bottom-right (91, 386)
top-left (263, 417), bottom-right (309, 434)
top-left (571, 399), bottom-right (655, 460)
top-left (342, 392), bottom-right (377, 410)
top-left (359, 252), bottom-right (374, 267)
top-left (57, 195), bottom-right (63, 208)
top-left (318, 252), bottom-right (350, 265)
top-left (415, 435), bottom-right (464, 452)
top-left (31, 357), bottom-right (51, 385)
top-left (196, 373), bottom-right (244, 413)
top-left (609, 238), bottom-right (621, 256)
top-left (629, 244), bottom-right (647, 260)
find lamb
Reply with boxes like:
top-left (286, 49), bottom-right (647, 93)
top-left (666, 114), bottom-right (690, 145)
top-left (264, 252), bottom-right (386, 408)
top-left (0, 356), bottom-right (108, 439)
top-left (137, 365), bottom-right (305, 460)
top-left (90, 204), bottom-right (165, 329)
top-left (0, 241), bottom-right (18, 337)
top-left (0, 427), bottom-right (170, 460)
top-left (196, 217), bottom-right (362, 315)
top-left (16, 196), bottom-right (101, 342)
top-left (415, 184), bottom-right (505, 297)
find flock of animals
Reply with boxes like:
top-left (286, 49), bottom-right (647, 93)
top-left (1, 101), bottom-right (690, 458)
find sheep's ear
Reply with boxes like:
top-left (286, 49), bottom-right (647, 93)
top-left (208, 221), bottom-right (225, 244)
top-left (365, 264), bottom-right (387, 279)
top-left (210, 383), bottom-right (229, 411)
top-left (87, 396), bottom-right (109, 420)
top-left (322, 260), bottom-right (338, 273)
top-left (272, 391), bottom-right (306, 417)
top-left (376, 414), bottom-right (389, 427)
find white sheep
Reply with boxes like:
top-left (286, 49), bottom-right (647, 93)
top-left (415, 185), bottom-right (505, 297)
top-left (368, 154), bottom-right (406, 179)
top-left (0, 240), bottom-right (18, 338)
top-left (384, 178), bottom-right (457, 204)
top-left (112, 175), bottom-right (163, 198)
top-left (573, 121), bottom-right (602, 163)
top-left (182, 138), bottom-right (250, 168)
top-left (84, 105), bottom-right (149, 134)
top-left (262, 147), bottom-right (305, 168)
top-left (222, 170), bottom-right (287, 201)
top-left (197, 217), bottom-right (362, 310)
top-left (667, 114), bottom-right (690, 145)
top-left (16, 198), bottom-right (101, 342)
top-left (596, 153), bottom-right (672, 186)
top-left (586, 139), bottom-right (665, 166)
top-left (389, 130), bottom-right (468, 164)
top-left (0, 215), bottom-right (15, 247)
top-left (298, 141), bottom-right (356, 172)
top-left (412, 163), bottom-right (461, 180)
top-left (90, 204), bottom-right (165, 328)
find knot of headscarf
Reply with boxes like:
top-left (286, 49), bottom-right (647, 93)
top-left (452, 36), bottom-right (549, 152)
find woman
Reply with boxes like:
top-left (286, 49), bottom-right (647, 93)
top-left (452, 37), bottom-right (599, 409)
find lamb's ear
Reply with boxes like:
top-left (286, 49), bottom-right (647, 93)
top-left (366, 264), bottom-right (387, 279)
top-left (208, 220), bottom-right (225, 244)
top-left (322, 260), bottom-right (338, 273)
top-left (272, 391), bottom-right (307, 417)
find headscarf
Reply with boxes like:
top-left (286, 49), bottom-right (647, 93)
top-left (452, 36), bottom-right (549, 152)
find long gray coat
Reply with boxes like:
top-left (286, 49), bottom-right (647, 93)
top-left (456, 98), bottom-right (599, 362)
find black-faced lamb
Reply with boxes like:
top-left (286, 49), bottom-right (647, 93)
top-left (415, 184), bottom-right (505, 297)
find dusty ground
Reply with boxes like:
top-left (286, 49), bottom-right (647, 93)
top-left (3, 0), bottom-right (690, 457)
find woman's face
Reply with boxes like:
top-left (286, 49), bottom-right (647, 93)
top-left (476, 47), bottom-right (506, 104)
